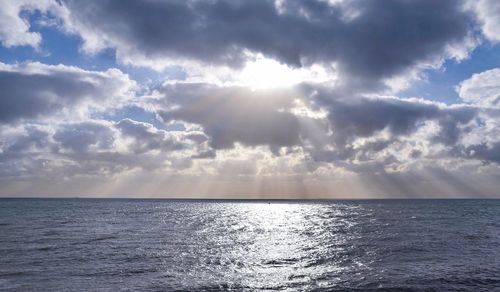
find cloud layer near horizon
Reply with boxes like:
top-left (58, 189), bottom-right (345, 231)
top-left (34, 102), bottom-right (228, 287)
top-left (1, 0), bottom-right (500, 198)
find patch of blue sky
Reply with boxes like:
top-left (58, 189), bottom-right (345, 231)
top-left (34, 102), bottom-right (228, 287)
top-left (400, 43), bottom-right (500, 104)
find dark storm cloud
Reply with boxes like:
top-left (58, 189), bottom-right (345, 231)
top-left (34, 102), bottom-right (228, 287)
top-left (0, 63), bottom-right (133, 123)
top-left (318, 95), bottom-right (478, 146)
top-left (61, 0), bottom-right (471, 82)
top-left (303, 87), bottom-right (480, 166)
top-left (0, 70), bottom-right (96, 122)
top-left (4, 126), bottom-right (53, 153)
top-left (116, 118), bottom-right (186, 154)
top-left (53, 121), bottom-right (116, 153)
top-left (151, 82), bottom-right (483, 167)
top-left (157, 83), bottom-right (311, 149)
top-left (465, 142), bottom-right (500, 164)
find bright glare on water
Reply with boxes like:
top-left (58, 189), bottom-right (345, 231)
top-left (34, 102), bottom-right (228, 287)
top-left (0, 199), bottom-right (499, 291)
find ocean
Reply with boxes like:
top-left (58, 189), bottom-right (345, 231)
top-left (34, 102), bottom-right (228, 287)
top-left (0, 199), bottom-right (499, 291)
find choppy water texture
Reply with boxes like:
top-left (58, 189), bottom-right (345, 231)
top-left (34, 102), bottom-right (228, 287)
top-left (0, 199), bottom-right (499, 291)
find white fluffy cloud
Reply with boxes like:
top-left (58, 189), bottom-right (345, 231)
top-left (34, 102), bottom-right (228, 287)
top-left (0, 0), bottom-right (61, 48)
top-left (458, 68), bottom-right (500, 107)
top-left (469, 0), bottom-right (500, 43)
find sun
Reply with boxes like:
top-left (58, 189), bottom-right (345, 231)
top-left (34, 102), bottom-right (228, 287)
top-left (238, 55), bottom-right (331, 89)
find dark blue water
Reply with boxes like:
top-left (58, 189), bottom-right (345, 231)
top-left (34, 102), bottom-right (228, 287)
top-left (0, 199), bottom-right (499, 291)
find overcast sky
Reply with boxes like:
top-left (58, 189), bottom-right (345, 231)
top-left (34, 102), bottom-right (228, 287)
top-left (1, 0), bottom-right (500, 198)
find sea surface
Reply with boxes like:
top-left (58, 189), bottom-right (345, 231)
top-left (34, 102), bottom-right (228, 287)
top-left (0, 199), bottom-right (499, 291)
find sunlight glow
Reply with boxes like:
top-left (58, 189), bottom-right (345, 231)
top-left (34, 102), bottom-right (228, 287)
top-left (238, 56), bottom-right (332, 89)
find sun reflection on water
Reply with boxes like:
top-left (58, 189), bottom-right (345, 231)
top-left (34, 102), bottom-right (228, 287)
top-left (180, 202), bottom-right (372, 290)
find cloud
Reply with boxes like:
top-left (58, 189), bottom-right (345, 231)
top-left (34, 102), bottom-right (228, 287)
top-left (147, 82), bottom-right (491, 173)
top-left (0, 72), bottom-right (496, 195)
top-left (0, 118), bottom-right (200, 179)
top-left (0, 93), bottom-right (499, 198)
top-left (156, 83), bottom-right (316, 150)
top-left (451, 68), bottom-right (500, 166)
top-left (116, 118), bottom-right (187, 154)
top-left (464, 142), bottom-right (500, 164)
top-left (303, 88), bottom-right (497, 178)
top-left (2, 1), bottom-right (500, 197)
top-left (469, 0), bottom-right (500, 43)
top-left (0, 0), bottom-right (53, 48)
top-left (1, 125), bottom-right (53, 154)
top-left (334, 98), bottom-right (474, 145)
top-left (0, 62), bottom-right (136, 123)
top-left (457, 68), bottom-right (500, 107)
top-left (53, 121), bottom-right (116, 153)
top-left (55, 0), bottom-right (472, 86)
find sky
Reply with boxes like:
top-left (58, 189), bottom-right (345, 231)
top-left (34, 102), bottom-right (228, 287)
top-left (1, 0), bottom-right (500, 198)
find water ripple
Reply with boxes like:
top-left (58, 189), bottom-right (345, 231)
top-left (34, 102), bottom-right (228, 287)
top-left (0, 199), bottom-right (499, 291)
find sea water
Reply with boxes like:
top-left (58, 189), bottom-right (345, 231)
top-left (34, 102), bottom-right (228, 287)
top-left (0, 199), bottom-right (499, 291)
